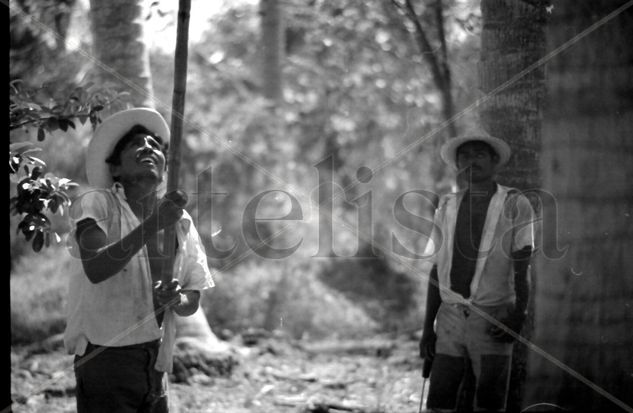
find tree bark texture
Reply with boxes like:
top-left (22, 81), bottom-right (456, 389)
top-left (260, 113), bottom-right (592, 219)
top-left (260, 0), bottom-right (284, 102)
top-left (479, 1), bottom-right (546, 412)
top-left (480, 0), bottom-right (545, 190)
top-left (259, 0), bottom-right (288, 331)
top-left (526, 1), bottom-right (633, 412)
top-left (89, 0), bottom-right (154, 108)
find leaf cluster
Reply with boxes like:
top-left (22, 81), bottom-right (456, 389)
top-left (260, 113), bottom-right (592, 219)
top-left (9, 81), bottom-right (126, 252)
top-left (9, 144), bottom-right (77, 252)
top-left (10, 80), bottom-right (129, 141)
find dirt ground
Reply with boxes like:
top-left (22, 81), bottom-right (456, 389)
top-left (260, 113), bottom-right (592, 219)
top-left (10, 333), bottom-right (431, 413)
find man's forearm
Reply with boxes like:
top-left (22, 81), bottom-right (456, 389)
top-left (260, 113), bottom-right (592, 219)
top-left (78, 219), bottom-right (161, 284)
top-left (511, 246), bottom-right (532, 316)
top-left (424, 265), bottom-right (442, 332)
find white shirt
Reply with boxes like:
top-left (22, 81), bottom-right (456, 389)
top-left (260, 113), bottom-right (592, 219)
top-left (63, 183), bottom-right (214, 372)
top-left (424, 184), bottom-right (535, 307)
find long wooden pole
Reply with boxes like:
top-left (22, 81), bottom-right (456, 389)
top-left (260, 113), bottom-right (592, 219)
top-left (162, 0), bottom-right (191, 283)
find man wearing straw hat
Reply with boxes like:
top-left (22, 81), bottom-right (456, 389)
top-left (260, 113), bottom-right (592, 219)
top-left (419, 133), bottom-right (535, 412)
top-left (64, 107), bottom-right (214, 412)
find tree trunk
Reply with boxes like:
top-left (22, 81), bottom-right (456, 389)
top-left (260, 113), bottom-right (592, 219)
top-left (260, 0), bottom-right (284, 103)
top-left (259, 0), bottom-right (290, 331)
top-left (526, 1), bottom-right (633, 412)
top-left (392, 0), bottom-right (457, 199)
top-left (89, 0), bottom-right (154, 108)
top-left (480, 0), bottom-right (545, 190)
top-left (479, 1), bottom-right (546, 412)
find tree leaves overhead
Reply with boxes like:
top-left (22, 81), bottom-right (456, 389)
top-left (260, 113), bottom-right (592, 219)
top-left (9, 81), bottom-right (127, 252)
top-left (10, 0), bottom-right (480, 259)
top-left (145, 0), bottom-right (481, 268)
top-left (10, 80), bottom-right (129, 138)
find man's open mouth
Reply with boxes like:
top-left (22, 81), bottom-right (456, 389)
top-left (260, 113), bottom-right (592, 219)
top-left (137, 154), bottom-right (156, 165)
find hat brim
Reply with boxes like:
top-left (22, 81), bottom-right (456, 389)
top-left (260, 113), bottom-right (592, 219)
top-left (440, 134), bottom-right (511, 170)
top-left (86, 108), bottom-right (170, 188)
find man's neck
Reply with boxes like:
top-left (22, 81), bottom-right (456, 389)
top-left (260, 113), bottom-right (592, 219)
top-left (120, 179), bottom-right (160, 219)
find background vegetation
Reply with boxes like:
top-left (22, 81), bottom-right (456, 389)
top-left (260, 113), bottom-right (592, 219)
top-left (10, 1), bottom-right (633, 412)
top-left (11, 0), bottom-right (483, 343)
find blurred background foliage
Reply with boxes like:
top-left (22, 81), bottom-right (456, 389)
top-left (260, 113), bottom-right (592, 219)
top-left (10, 0), bottom-right (483, 343)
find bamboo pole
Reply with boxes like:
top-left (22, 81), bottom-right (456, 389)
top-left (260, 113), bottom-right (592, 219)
top-left (162, 0), bottom-right (191, 283)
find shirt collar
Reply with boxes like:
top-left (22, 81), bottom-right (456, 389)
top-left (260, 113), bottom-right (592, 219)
top-left (111, 181), bottom-right (127, 199)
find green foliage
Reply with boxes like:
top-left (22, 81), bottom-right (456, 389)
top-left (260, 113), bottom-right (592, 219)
top-left (151, 1), bottom-right (453, 269)
top-left (9, 0), bottom-right (481, 339)
top-left (10, 0), bottom-right (78, 81)
top-left (318, 251), bottom-right (424, 332)
top-left (147, 1), bottom-right (479, 338)
top-left (10, 80), bottom-right (128, 138)
top-left (202, 260), bottom-right (380, 339)
top-left (9, 151), bottom-right (75, 252)
top-left (9, 80), bottom-right (128, 252)
top-left (10, 245), bottom-right (74, 345)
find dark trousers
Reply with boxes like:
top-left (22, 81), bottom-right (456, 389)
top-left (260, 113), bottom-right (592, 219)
top-left (74, 341), bottom-right (168, 413)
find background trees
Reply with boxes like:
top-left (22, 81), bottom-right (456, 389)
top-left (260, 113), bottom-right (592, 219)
top-left (12, 0), bottom-right (483, 342)
top-left (144, 0), bottom-right (483, 337)
top-left (11, 2), bottom-right (632, 410)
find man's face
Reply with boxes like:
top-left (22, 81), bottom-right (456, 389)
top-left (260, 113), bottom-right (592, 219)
top-left (111, 133), bottom-right (167, 184)
top-left (455, 141), bottom-right (499, 183)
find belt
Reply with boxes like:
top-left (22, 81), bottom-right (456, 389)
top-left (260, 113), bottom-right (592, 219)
top-left (447, 302), bottom-right (513, 319)
top-left (448, 302), bottom-right (471, 317)
top-left (87, 339), bottom-right (161, 351)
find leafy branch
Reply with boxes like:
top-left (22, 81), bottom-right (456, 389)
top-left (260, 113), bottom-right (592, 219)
top-left (10, 80), bottom-right (129, 140)
top-left (9, 80), bottom-right (128, 252)
top-left (9, 145), bottom-right (77, 252)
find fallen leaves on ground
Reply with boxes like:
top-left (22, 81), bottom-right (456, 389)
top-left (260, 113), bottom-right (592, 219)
top-left (11, 332), bottom-right (431, 413)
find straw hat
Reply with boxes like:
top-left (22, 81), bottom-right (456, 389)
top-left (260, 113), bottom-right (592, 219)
top-left (440, 133), bottom-right (511, 170)
top-left (86, 108), bottom-right (170, 188)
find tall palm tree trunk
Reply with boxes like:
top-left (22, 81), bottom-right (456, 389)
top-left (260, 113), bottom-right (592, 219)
top-left (89, 0), bottom-right (154, 108)
top-left (526, 1), bottom-right (633, 411)
top-left (260, 0), bottom-right (284, 103)
top-left (479, 1), bottom-right (546, 411)
top-left (259, 0), bottom-right (288, 331)
top-left (480, 0), bottom-right (545, 190)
